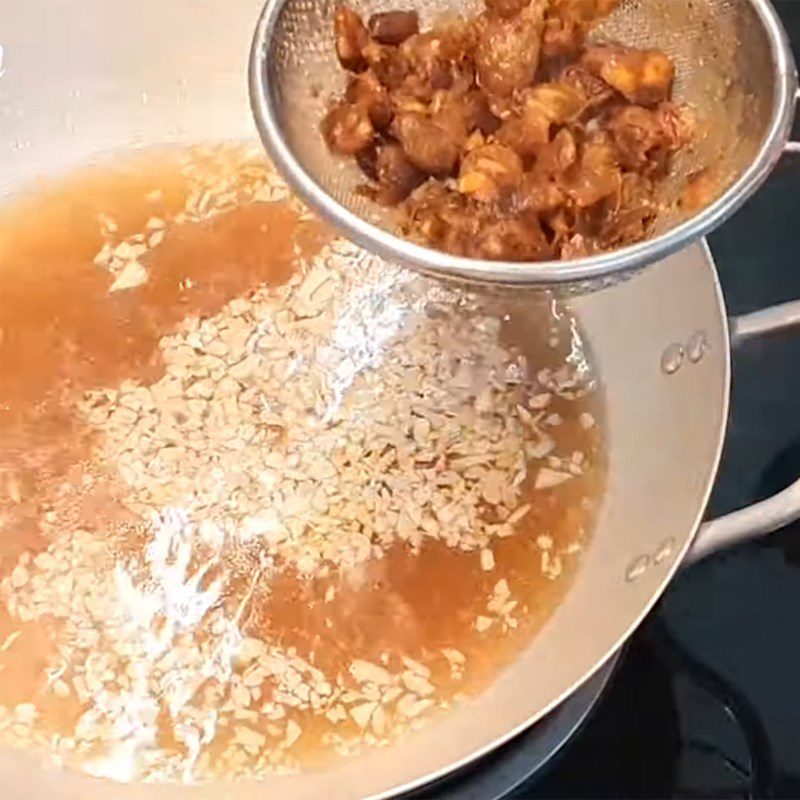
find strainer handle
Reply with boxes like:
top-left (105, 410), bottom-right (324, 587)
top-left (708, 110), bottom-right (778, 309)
top-left (686, 299), bottom-right (800, 563)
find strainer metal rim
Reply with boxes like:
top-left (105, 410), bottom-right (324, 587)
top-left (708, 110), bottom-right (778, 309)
top-left (249, 0), bottom-right (797, 286)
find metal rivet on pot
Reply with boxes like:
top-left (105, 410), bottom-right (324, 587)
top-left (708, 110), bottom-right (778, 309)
top-left (687, 331), bottom-right (707, 363)
top-left (654, 537), bottom-right (676, 564)
top-left (625, 554), bottom-right (650, 582)
top-left (660, 343), bottom-right (684, 374)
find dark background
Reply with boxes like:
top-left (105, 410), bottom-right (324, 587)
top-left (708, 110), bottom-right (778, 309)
top-left (663, 0), bottom-right (800, 774)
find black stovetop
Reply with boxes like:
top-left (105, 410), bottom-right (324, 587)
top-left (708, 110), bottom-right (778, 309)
top-left (457, 3), bottom-right (800, 797)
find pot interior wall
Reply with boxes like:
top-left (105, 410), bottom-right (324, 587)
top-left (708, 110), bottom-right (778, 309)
top-left (0, 1), bottom-right (730, 797)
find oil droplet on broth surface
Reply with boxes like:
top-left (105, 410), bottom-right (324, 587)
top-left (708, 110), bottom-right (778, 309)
top-left (0, 144), bottom-right (606, 781)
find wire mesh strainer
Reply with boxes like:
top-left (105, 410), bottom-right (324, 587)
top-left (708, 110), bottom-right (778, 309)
top-left (250, 0), bottom-right (798, 287)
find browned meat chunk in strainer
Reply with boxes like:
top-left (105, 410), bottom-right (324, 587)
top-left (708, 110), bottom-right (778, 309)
top-left (476, 1), bottom-right (547, 98)
top-left (334, 4), bottom-right (370, 71)
top-left (372, 141), bottom-right (427, 204)
top-left (321, 0), bottom-right (692, 263)
top-left (582, 45), bottom-right (675, 106)
top-left (346, 72), bottom-right (393, 130)
top-left (558, 64), bottom-right (616, 111)
top-left (607, 103), bottom-right (693, 173)
top-left (458, 144), bottom-right (525, 203)
top-left (321, 101), bottom-right (374, 154)
top-left (542, 0), bottom-right (620, 58)
top-left (368, 10), bottom-right (420, 44)
top-left (392, 111), bottom-right (466, 175)
top-left (485, 0), bottom-right (531, 19)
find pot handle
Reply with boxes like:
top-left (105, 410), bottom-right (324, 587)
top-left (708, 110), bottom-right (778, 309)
top-left (686, 299), bottom-right (800, 563)
top-left (783, 88), bottom-right (799, 154)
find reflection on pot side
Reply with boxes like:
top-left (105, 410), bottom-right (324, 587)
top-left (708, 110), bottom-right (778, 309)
top-left (0, 143), bottom-right (606, 782)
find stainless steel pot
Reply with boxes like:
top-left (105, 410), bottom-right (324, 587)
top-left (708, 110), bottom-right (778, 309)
top-left (1, 1), bottom-right (799, 798)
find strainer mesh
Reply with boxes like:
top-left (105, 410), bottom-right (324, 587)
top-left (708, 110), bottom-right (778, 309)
top-left (266, 0), bottom-right (777, 250)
